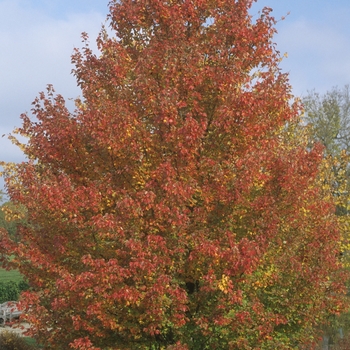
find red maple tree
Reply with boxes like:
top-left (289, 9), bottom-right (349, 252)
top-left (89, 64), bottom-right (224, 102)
top-left (0, 0), bottom-right (347, 349)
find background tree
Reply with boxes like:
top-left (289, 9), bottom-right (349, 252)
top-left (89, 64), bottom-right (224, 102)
top-left (303, 86), bottom-right (350, 253)
top-left (303, 86), bottom-right (350, 211)
top-left (0, 201), bottom-right (27, 242)
top-left (303, 86), bottom-right (350, 156)
top-left (303, 87), bottom-right (350, 349)
top-left (0, 0), bottom-right (347, 349)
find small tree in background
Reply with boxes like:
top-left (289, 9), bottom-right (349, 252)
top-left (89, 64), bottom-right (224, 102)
top-left (303, 86), bottom-right (350, 157)
top-left (0, 201), bottom-right (27, 242)
top-left (0, 0), bottom-right (347, 349)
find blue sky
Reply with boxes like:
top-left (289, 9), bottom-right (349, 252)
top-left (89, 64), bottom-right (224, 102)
top-left (253, 0), bottom-right (350, 95)
top-left (1, 0), bottom-right (350, 165)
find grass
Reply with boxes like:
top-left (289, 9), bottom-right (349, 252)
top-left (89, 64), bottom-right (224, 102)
top-left (23, 336), bottom-right (43, 347)
top-left (23, 337), bottom-right (36, 345)
top-left (0, 268), bottom-right (23, 284)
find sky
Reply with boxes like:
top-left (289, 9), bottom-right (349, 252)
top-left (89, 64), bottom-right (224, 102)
top-left (1, 0), bottom-right (350, 167)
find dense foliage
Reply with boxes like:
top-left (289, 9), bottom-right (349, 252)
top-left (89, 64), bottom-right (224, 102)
top-left (0, 0), bottom-right (347, 349)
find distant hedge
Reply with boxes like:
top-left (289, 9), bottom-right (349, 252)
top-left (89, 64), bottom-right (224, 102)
top-left (0, 280), bottom-right (29, 303)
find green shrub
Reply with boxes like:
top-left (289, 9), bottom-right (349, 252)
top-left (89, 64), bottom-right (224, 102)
top-left (18, 280), bottom-right (29, 293)
top-left (0, 282), bottom-right (19, 303)
top-left (0, 331), bottom-right (36, 350)
top-left (0, 280), bottom-right (29, 304)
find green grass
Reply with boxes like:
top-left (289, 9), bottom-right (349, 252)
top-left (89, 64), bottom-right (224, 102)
top-left (23, 336), bottom-right (41, 347)
top-left (0, 268), bottom-right (23, 283)
top-left (23, 337), bottom-right (35, 344)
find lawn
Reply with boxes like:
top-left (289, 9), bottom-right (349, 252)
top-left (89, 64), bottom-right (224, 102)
top-left (0, 268), bottom-right (23, 284)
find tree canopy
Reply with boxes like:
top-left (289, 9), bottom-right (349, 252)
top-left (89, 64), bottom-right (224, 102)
top-left (0, 0), bottom-right (347, 349)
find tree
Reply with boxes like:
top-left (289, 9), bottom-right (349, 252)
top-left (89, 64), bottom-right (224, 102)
top-left (303, 86), bottom-right (350, 157)
top-left (303, 87), bottom-right (350, 258)
top-left (303, 86), bottom-right (350, 266)
top-left (303, 87), bottom-right (350, 212)
top-left (0, 0), bottom-right (347, 349)
top-left (303, 87), bottom-right (350, 348)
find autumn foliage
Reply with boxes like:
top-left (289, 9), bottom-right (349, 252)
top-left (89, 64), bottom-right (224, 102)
top-left (0, 0), bottom-right (347, 349)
